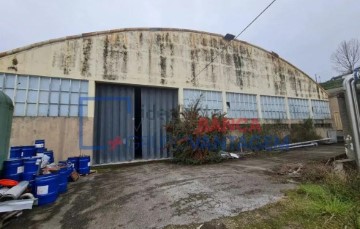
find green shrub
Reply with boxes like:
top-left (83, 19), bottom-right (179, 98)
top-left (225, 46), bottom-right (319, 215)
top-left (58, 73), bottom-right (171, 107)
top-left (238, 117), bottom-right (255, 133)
top-left (290, 118), bottom-right (321, 142)
top-left (165, 100), bottom-right (229, 164)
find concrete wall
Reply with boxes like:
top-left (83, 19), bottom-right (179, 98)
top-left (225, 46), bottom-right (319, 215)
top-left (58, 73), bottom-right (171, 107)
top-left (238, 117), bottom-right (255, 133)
top-left (329, 96), bottom-right (342, 131)
top-left (10, 117), bottom-right (93, 162)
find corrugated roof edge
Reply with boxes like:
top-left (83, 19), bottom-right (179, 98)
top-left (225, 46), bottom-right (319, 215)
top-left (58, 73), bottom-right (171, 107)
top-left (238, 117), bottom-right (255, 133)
top-left (0, 27), bottom-right (327, 96)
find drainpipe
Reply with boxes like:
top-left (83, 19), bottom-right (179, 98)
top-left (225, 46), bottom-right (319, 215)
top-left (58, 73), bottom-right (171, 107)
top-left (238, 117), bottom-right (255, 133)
top-left (343, 69), bottom-right (360, 168)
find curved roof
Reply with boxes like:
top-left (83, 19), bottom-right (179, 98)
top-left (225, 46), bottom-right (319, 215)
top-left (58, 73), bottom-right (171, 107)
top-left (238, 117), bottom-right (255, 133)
top-left (1, 29), bottom-right (312, 78)
top-left (0, 27), bottom-right (326, 94)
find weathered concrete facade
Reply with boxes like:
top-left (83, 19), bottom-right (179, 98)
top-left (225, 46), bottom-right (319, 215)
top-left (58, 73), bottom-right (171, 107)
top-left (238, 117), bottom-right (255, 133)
top-left (9, 117), bottom-right (93, 162)
top-left (0, 28), bottom-right (327, 103)
top-left (0, 28), bottom-right (330, 161)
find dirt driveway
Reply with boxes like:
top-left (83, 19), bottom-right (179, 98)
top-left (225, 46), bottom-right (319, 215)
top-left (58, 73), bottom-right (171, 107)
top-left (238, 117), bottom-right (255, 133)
top-left (7, 144), bottom-right (344, 229)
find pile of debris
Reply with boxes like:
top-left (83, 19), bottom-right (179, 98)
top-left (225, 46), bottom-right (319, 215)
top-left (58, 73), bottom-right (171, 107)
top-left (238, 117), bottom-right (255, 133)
top-left (0, 180), bottom-right (35, 227)
top-left (277, 163), bottom-right (304, 178)
top-left (0, 139), bottom-right (94, 226)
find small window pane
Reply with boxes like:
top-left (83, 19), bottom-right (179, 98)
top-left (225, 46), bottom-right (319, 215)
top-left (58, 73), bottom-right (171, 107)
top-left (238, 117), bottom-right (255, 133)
top-left (69, 105), bottom-right (78, 116)
top-left (29, 77), bottom-right (39, 90)
top-left (17, 76), bottom-right (28, 89)
top-left (51, 79), bottom-right (61, 91)
top-left (80, 81), bottom-right (88, 92)
top-left (14, 103), bottom-right (25, 116)
top-left (50, 92), bottom-right (60, 103)
top-left (4, 89), bottom-right (14, 100)
top-left (49, 105), bottom-right (58, 116)
top-left (39, 91), bottom-right (49, 103)
top-left (26, 104), bottom-right (37, 116)
top-left (71, 81), bottom-right (80, 92)
top-left (61, 80), bottom-right (71, 91)
top-left (0, 74), bottom-right (4, 88)
top-left (70, 93), bottom-right (79, 104)
top-left (80, 93), bottom-right (88, 105)
top-left (60, 93), bottom-right (70, 104)
top-left (79, 105), bottom-right (88, 117)
top-left (38, 104), bottom-right (49, 116)
top-left (60, 105), bottom-right (69, 116)
top-left (5, 75), bottom-right (15, 88)
top-left (27, 90), bottom-right (38, 103)
top-left (40, 78), bottom-right (50, 90)
top-left (15, 90), bottom-right (26, 103)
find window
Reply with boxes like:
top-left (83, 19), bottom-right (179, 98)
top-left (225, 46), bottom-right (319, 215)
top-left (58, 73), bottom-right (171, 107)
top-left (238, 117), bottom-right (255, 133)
top-left (288, 98), bottom-right (310, 120)
top-left (183, 89), bottom-right (223, 116)
top-left (0, 73), bottom-right (88, 117)
top-left (311, 100), bottom-right (331, 119)
top-left (260, 95), bottom-right (287, 119)
top-left (226, 92), bottom-right (258, 118)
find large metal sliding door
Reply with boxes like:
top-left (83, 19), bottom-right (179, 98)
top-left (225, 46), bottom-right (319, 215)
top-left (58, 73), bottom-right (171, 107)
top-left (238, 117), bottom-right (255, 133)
top-left (93, 83), bottom-right (134, 164)
top-left (141, 87), bottom-right (178, 159)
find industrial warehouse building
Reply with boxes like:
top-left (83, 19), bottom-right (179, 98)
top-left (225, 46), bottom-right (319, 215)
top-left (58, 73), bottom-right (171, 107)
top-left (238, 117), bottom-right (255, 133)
top-left (0, 28), bottom-right (331, 164)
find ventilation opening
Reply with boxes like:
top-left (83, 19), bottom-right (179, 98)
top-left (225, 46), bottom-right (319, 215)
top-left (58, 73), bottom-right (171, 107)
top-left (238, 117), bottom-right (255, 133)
top-left (226, 102), bottom-right (231, 109)
top-left (134, 87), bottom-right (142, 159)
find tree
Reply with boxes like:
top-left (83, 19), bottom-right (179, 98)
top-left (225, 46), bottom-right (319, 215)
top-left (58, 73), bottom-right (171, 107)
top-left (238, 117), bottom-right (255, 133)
top-left (331, 39), bottom-right (360, 74)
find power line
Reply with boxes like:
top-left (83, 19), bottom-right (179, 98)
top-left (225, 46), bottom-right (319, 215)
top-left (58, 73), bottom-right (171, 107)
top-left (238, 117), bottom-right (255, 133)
top-left (194, 0), bottom-right (277, 78)
top-left (233, 0), bottom-right (277, 40)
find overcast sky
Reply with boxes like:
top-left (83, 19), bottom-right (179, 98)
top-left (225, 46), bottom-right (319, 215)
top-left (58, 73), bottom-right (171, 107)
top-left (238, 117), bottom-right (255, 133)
top-left (0, 0), bottom-right (358, 81)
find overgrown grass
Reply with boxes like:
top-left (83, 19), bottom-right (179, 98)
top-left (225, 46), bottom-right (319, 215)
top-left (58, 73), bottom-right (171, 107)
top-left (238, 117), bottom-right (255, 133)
top-left (241, 166), bottom-right (360, 228)
top-left (165, 164), bottom-right (360, 229)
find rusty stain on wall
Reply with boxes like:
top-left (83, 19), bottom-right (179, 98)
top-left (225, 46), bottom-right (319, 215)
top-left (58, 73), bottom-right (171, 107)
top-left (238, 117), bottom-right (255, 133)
top-left (160, 56), bottom-right (166, 84)
top-left (233, 53), bottom-right (243, 88)
top-left (62, 40), bottom-right (78, 75)
top-left (102, 35), bottom-right (128, 80)
top-left (81, 38), bottom-right (92, 77)
top-left (7, 57), bottom-right (18, 71)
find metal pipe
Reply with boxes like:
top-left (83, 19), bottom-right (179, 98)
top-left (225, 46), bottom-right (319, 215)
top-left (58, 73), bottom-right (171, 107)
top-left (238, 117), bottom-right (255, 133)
top-left (0, 181), bottom-right (29, 202)
top-left (286, 142), bottom-right (318, 150)
top-left (351, 79), bottom-right (360, 129)
top-left (267, 138), bottom-right (330, 150)
top-left (269, 142), bottom-right (318, 151)
top-left (343, 74), bottom-right (360, 167)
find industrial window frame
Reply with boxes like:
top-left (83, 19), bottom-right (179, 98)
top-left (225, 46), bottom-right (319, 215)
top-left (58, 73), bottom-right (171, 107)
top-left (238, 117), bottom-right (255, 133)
top-left (183, 89), bottom-right (223, 116)
top-left (260, 95), bottom-right (287, 119)
top-left (226, 92), bottom-right (258, 118)
top-left (311, 100), bottom-right (331, 119)
top-left (288, 98), bottom-right (310, 120)
top-left (0, 73), bottom-right (88, 117)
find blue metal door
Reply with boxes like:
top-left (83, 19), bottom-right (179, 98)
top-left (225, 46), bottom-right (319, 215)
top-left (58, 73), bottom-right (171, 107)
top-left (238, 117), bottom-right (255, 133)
top-left (93, 83), bottom-right (134, 164)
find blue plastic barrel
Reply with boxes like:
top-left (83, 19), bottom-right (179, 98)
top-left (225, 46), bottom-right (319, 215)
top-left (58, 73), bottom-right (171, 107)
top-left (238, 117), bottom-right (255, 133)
top-left (22, 157), bottom-right (40, 181)
top-left (35, 139), bottom-right (45, 152)
top-left (78, 156), bottom-right (91, 175)
top-left (3, 159), bottom-right (24, 181)
top-left (9, 146), bottom-right (22, 158)
top-left (44, 151), bottom-right (54, 164)
top-left (58, 168), bottom-right (68, 193)
top-left (22, 146), bottom-right (36, 157)
top-left (68, 157), bottom-right (79, 171)
top-left (58, 161), bottom-right (74, 181)
top-left (33, 173), bottom-right (59, 206)
top-left (66, 164), bottom-right (74, 181)
top-left (58, 160), bottom-right (67, 165)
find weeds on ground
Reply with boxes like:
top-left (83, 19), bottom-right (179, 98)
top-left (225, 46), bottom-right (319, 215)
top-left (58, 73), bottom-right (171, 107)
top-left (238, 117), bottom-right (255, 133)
top-left (290, 118), bottom-right (321, 142)
top-left (165, 163), bottom-right (360, 229)
top-left (245, 165), bottom-right (360, 228)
